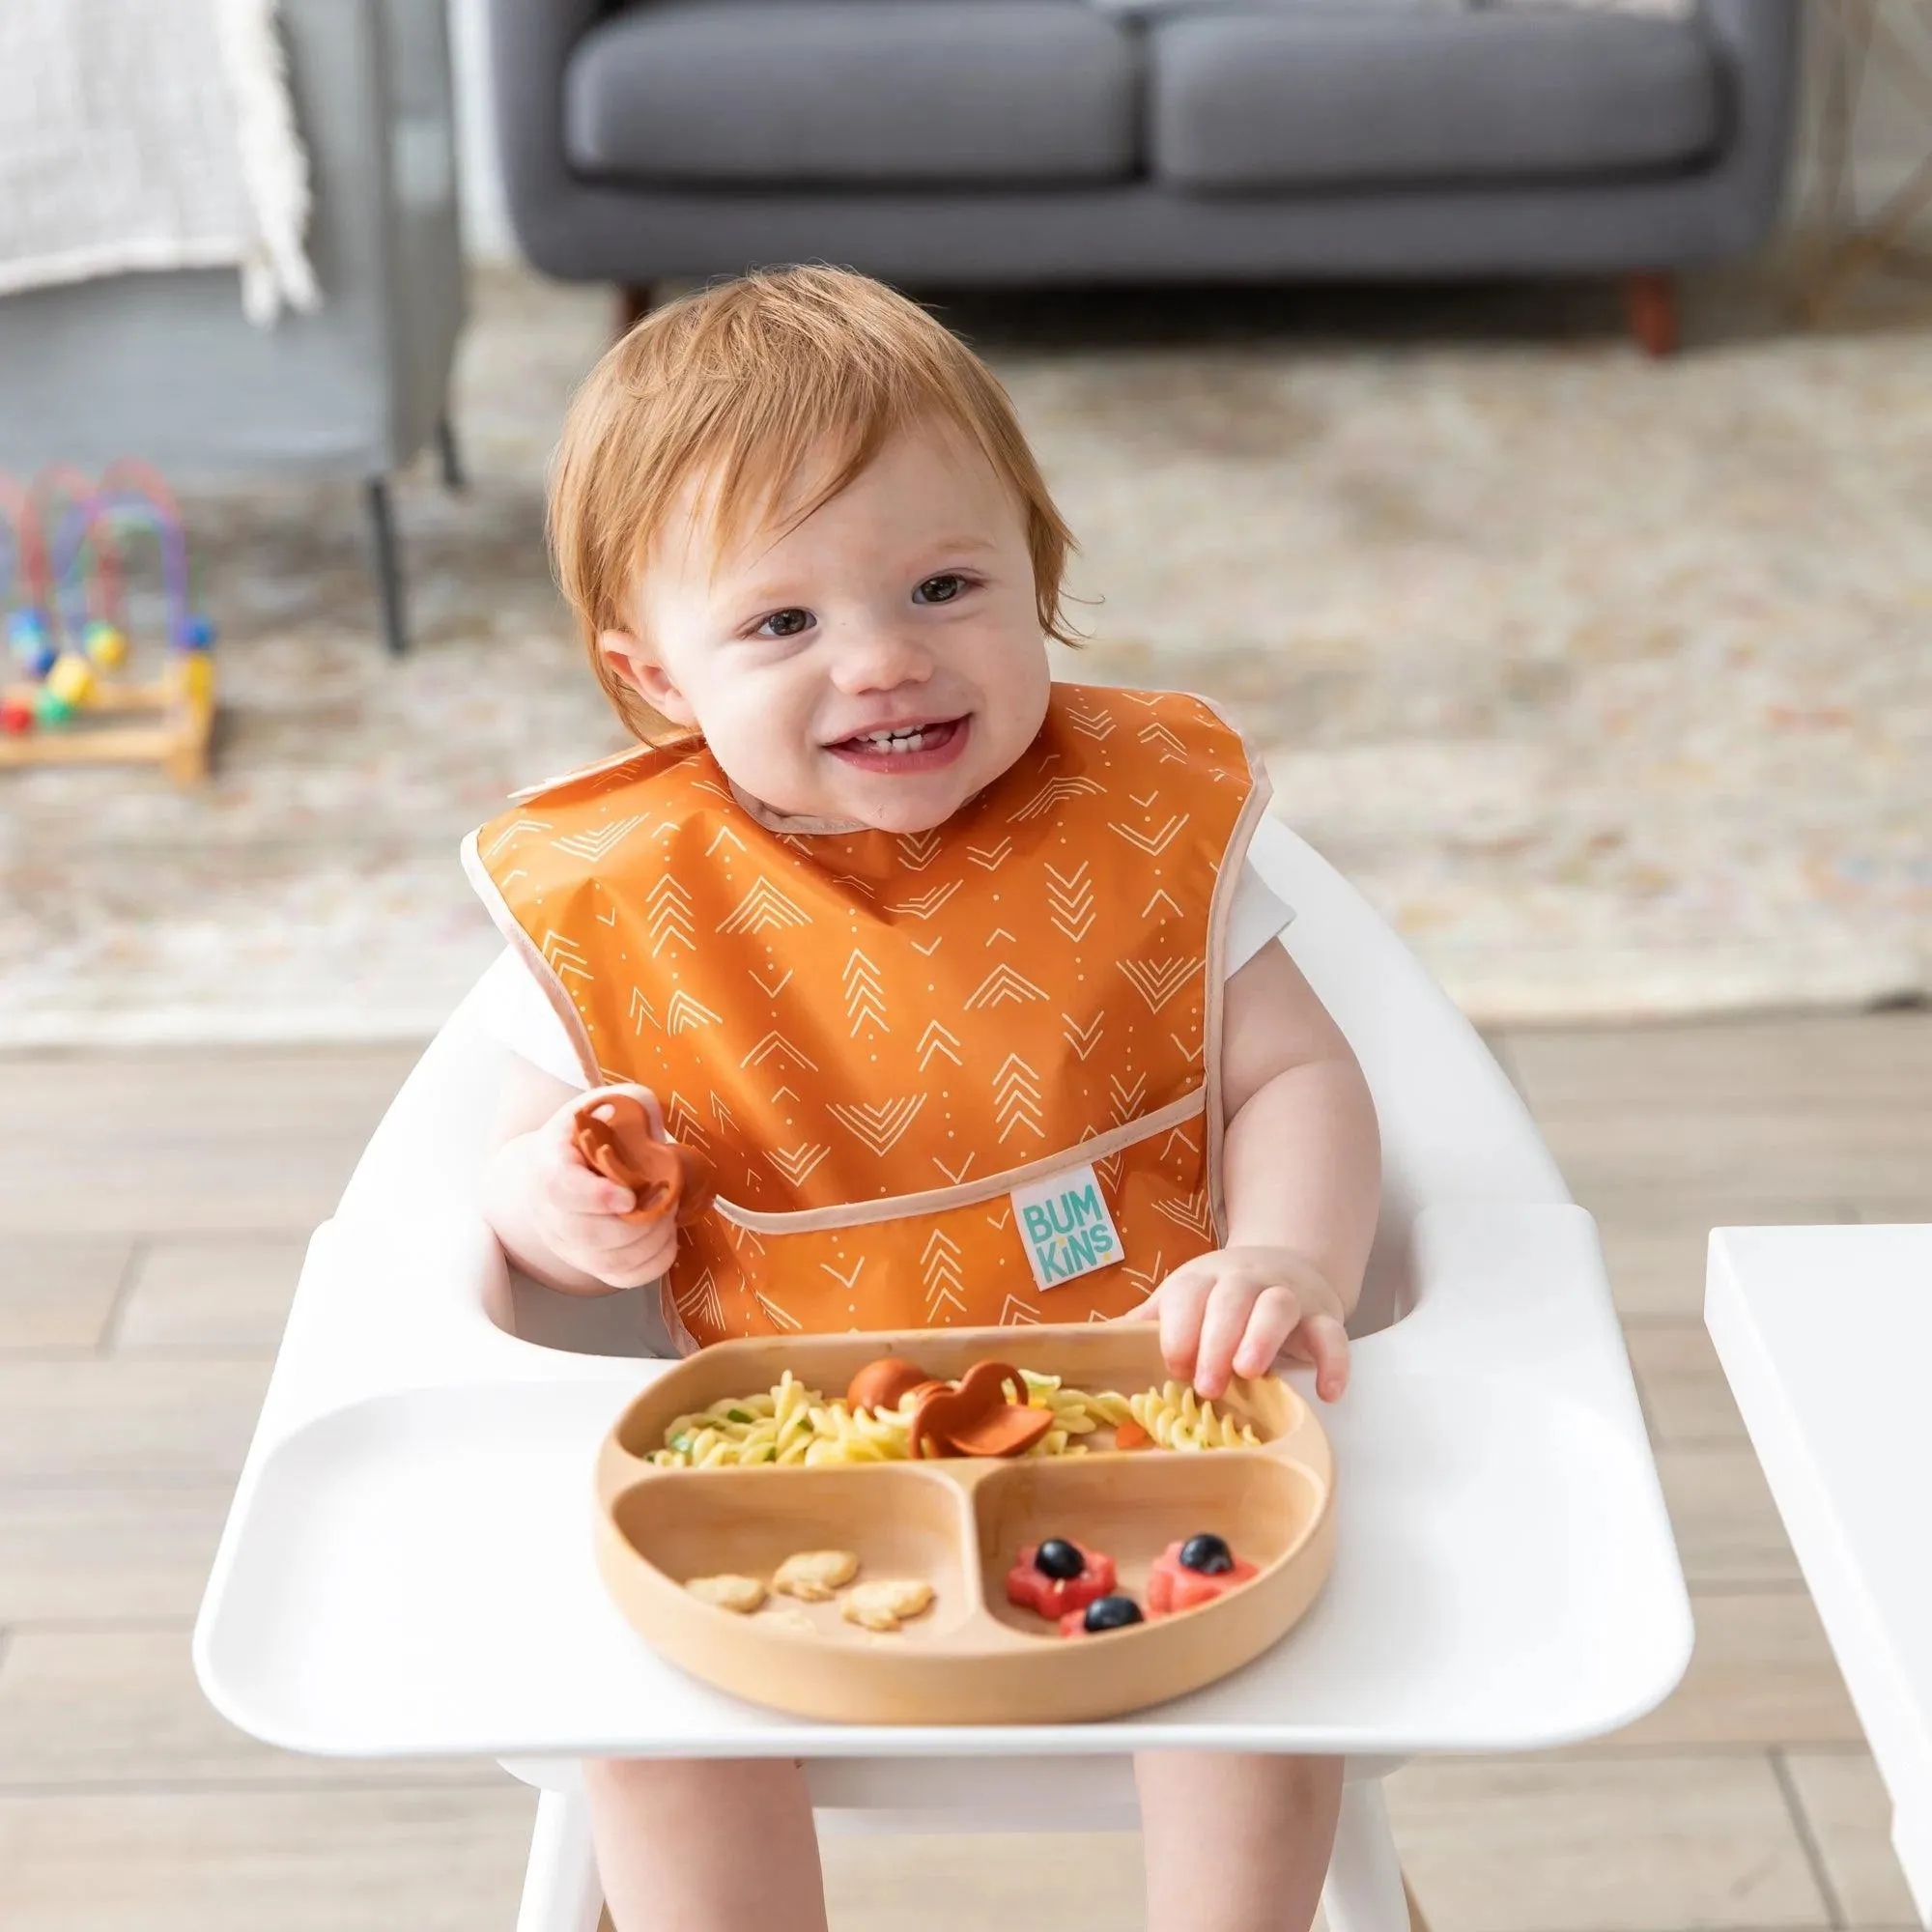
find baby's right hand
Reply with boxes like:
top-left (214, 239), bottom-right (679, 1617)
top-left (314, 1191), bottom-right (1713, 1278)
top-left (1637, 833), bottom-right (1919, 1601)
top-left (514, 1088), bottom-right (681, 1291)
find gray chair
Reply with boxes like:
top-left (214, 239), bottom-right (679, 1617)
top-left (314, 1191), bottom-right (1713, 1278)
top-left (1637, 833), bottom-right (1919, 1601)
top-left (489, 0), bottom-right (1799, 354)
top-left (0, 0), bottom-right (466, 654)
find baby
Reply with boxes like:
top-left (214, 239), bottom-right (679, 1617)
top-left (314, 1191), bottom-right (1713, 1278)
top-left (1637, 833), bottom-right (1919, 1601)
top-left (470, 267), bottom-right (1380, 1932)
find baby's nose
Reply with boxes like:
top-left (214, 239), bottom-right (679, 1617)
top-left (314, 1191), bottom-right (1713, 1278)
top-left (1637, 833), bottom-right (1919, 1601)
top-left (829, 624), bottom-right (933, 692)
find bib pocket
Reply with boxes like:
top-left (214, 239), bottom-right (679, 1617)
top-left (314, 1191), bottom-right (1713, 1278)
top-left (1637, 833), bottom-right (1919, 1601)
top-left (662, 1092), bottom-right (1223, 1347)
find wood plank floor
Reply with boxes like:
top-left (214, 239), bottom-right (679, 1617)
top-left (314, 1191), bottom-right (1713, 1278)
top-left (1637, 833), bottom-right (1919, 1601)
top-left (2, 1017), bottom-right (1926, 1931)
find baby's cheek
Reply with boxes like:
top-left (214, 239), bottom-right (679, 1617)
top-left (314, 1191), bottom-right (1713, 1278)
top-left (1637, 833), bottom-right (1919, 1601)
top-left (703, 692), bottom-right (822, 813)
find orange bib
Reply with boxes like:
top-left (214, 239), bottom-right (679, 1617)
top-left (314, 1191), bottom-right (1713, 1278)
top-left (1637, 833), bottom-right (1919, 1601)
top-left (466, 685), bottom-right (1269, 1348)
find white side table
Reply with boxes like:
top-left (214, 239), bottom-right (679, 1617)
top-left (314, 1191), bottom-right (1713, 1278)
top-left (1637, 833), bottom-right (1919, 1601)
top-left (1707, 1224), bottom-right (1932, 1927)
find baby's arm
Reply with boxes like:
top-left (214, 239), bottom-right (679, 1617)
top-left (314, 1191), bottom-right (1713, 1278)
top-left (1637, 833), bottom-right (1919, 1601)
top-left (481, 1055), bottom-right (680, 1295)
top-left (1144, 940), bottom-right (1380, 1402)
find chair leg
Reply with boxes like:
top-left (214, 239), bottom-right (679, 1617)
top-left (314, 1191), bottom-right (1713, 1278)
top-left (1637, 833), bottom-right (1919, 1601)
top-left (363, 476), bottom-right (408, 657)
top-left (516, 1789), bottom-right (606, 1932)
top-left (1622, 271), bottom-right (1680, 357)
top-left (437, 411), bottom-right (467, 494)
top-left (616, 284), bottom-right (655, 338)
top-left (1321, 1777), bottom-right (1414, 1932)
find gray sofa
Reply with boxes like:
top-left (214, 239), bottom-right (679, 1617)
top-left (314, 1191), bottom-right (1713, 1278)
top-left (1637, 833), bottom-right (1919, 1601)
top-left (489, 0), bottom-right (1799, 350)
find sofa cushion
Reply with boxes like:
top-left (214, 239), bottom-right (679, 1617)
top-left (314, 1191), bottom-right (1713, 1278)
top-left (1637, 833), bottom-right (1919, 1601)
top-left (1149, 12), bottom-right (1722, 193)
top-left (565, 1), bottom-right (1140, 187)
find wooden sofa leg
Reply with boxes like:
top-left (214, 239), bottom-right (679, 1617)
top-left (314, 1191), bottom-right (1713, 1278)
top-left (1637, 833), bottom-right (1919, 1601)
top-left (616, 284), bottom-right (656, 337)
top-left (1623, 271), bottom-right (1679, 357)
top-left (1405, 1876), bottom-right (1432, 1932)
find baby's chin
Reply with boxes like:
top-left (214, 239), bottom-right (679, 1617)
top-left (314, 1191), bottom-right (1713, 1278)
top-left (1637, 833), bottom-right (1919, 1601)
top-left (727, 761), bottom-right (987, 837)
top-left (838, 790), bottom-right (973, 836)
top-left (816, 770), bottom-right (980, 837)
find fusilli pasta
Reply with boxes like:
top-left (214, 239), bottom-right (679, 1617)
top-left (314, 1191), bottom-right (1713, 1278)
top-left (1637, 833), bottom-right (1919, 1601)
top-left (648, 1368), bottom-right (1261, 1467)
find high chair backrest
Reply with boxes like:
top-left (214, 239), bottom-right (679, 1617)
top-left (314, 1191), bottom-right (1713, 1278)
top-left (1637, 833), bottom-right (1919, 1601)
top-left (336, 817), bottom-right (1565, 1330)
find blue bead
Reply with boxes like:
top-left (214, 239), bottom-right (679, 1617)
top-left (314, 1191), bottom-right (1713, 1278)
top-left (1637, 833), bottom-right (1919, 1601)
top-left (7, 611), bottom-right (55, 679)
top-left (174, 613), bottom-right (216, 652)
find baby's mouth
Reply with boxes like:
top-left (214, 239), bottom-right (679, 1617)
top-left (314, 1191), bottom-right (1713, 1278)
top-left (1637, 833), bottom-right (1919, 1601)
top-left (826, 716), bottom-right (969, 774)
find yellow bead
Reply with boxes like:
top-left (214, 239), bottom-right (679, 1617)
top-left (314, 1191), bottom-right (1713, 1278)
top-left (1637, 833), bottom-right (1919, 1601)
top-left (46, 653), bottom-right (95, 706)
top-left (83, 622), bottom-right (128, 669)
top-left (171, 653), bottom-right (214, 702)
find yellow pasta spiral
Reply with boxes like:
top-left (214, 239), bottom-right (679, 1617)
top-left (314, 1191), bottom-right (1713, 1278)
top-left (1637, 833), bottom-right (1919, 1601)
top-left (648, 1365), bottom-right (1261, 1468)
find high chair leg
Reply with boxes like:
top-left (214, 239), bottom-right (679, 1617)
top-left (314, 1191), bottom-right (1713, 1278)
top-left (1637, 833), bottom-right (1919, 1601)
top-left (1320, 1776), bottom-right (1417, 1932)
top-left (516, 1789), bottom-right (605, 1932)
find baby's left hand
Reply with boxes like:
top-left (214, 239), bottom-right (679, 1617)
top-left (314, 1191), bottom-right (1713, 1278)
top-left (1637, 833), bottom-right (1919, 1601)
top-left (1137, 1245), bottom-right (1350, 1405)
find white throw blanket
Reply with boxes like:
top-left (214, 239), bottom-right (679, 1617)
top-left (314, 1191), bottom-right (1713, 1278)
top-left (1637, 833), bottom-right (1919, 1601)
top-left (0, 0), bottom-right (317, 324)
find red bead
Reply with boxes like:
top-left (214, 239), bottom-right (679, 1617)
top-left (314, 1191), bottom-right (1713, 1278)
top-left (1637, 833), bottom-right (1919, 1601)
top-left (1, 698), bottom-right (33, 736)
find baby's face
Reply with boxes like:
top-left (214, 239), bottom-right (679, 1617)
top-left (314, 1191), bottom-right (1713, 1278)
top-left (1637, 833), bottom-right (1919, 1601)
top-left (604, 419), bottom-right (1052, 835)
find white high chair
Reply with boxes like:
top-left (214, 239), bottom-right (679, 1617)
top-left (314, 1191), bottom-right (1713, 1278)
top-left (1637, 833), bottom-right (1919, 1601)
top-left (192, 818), bottom-right (1691, 1932)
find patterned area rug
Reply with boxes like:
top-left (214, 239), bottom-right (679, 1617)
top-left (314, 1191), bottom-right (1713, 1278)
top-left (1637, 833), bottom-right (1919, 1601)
top-left (4, 266), bottom-right (1930, 1045)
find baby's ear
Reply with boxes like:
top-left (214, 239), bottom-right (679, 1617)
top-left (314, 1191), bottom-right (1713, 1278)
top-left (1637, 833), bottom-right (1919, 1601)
top-left (599, 629), bottom-right (696, 727)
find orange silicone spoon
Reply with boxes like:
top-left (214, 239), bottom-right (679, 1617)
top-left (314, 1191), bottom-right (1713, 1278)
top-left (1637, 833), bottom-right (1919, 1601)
top-left (572, 1093), bottom-right (718, 1226)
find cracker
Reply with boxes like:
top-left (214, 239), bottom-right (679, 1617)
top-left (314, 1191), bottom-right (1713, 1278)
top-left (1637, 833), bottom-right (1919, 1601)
top-left (685, 1573), bottom-right (766, 1613)
top-left (840, 1578), bottom-right (934, 1633)
top-left (773, 1549), bottom-right (861, 1602)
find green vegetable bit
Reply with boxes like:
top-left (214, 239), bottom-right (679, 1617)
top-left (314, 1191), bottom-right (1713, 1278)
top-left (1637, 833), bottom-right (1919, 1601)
top-left (725, 1409), bottom-right (753, 1424)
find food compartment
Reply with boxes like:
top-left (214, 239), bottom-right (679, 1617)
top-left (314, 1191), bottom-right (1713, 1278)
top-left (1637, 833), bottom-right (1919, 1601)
top-left (604, 1463), bottom-right (980, 1647)
top-left (601, 1322), bottom-right (1301, 1492)
top-left (977, 1448), bottom-right (1328, 1640)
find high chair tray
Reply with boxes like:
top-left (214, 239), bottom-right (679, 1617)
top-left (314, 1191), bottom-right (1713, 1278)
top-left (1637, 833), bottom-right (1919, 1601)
top-left (193, 1203), bottom-right (1691, 1761)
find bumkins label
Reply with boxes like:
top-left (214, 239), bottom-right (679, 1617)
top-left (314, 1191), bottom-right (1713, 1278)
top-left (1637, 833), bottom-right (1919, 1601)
top-left (1009, 1163), bottom-right (1124, 1291)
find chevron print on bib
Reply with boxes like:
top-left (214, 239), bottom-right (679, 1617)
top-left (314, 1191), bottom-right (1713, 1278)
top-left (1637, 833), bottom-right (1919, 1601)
top-left (466, 684), bottom-right (1267, 1345)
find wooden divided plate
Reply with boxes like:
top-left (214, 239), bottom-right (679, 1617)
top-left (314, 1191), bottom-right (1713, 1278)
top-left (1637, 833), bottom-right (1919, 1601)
top-left (595, 1323), bottom-right (1334, 1724)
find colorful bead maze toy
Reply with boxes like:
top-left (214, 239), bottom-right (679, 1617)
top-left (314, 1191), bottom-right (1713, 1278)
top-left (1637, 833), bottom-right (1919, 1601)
top-left (0, 464), bottom-right (217, 783)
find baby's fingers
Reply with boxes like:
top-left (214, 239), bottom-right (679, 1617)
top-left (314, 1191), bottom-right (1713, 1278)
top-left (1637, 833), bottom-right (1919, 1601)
top-left (546, 1160), bottom-right (635, 1218)
top-left (590, 1242), bottom-right (675, 1291)
top-left (1229, 1286), bottom-right (1306, 1386)
top-left (1193, 1276), bottom-right (1271, 1401)
top-left (1292, 1313), bottom-right (1350, 1404)
top-left (562, 1215), bottom-right (676, 1288)
top-left (1147, 1262), bottom-right (1216, 1384)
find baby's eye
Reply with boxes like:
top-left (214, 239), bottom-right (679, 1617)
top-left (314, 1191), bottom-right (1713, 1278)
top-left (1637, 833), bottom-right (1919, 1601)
top-left (755, 608), bottom-right (813, 639)
top-left (913, 573), bottom-right (969, 606)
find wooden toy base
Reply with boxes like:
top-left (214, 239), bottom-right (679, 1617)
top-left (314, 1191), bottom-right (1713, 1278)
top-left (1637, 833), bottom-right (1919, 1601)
top-left (596, 1323), bottom-right (1335, 1726)
top-left (0, 679), bottom-right (213, 783)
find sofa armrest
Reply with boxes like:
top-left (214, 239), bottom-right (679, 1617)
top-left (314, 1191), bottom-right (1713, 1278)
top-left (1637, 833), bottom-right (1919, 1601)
top-left (487, 0), bottom-right (611, 272)
top-left (1700, 0), bottom-right (1802, 251)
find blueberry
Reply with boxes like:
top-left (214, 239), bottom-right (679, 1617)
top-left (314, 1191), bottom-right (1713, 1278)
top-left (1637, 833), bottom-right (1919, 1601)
top-left (1034, 1538), bottom-right (1085, 1579)
top-left (1179, 1533), bottom-right (1235, 1575)
top-left (1082, 1595), bottom-right (1144, 1633)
